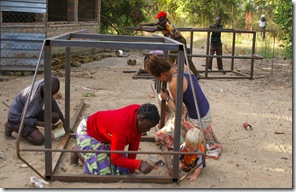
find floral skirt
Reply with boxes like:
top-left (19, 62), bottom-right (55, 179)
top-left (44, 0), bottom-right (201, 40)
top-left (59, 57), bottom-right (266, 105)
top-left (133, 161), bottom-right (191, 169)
top-left (76, 116), bottom-right (130, 175)
top-left (155, 111), bottom-right (222, 160)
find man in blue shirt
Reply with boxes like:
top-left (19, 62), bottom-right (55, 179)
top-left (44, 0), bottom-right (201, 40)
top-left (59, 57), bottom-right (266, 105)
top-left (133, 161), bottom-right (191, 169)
top-left (5, 76), bottom-right (65, 145)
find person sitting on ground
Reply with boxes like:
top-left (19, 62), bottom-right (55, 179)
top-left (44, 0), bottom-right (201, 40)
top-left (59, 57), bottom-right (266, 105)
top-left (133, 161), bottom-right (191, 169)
top-left (70, 103), bottom-right (160, 175)
top-left (5, 76), bottom-right (65, 145)
top-left (135, 11), bottom-right (200, 80)
top-left (145, 55), bottom-right (222, 160)
top-left (179, 128), bottom-right (206, 182)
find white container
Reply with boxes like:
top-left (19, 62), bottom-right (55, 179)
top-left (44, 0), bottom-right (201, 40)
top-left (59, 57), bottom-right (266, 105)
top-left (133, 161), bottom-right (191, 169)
top-left (52, 121), bottom-right (65, 140)
top-left (30, 176), bottom-right (44, 188)
top-left (115, 50), bottom-right (124, 57)
top-left (33, 182), bottom-right (44, 188)
top-left (30, 176), bottom-right (49, 187)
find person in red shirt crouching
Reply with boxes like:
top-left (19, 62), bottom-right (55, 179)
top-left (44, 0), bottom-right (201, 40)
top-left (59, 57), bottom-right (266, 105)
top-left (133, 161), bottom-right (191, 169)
top-left (70, 103), bottom-right (160, 175)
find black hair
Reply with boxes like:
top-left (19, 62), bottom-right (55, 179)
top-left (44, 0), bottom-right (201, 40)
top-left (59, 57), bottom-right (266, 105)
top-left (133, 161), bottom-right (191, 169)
top-left (144, 55), bottom-right (149, 62)
top-left (51, 76), bottom-right (60, 94)
top-left (138, 103), bottom-right (160, 123)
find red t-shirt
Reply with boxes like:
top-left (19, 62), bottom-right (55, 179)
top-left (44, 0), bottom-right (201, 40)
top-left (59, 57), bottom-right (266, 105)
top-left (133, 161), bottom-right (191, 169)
top-left (86, 104), bottom-right (142, 172)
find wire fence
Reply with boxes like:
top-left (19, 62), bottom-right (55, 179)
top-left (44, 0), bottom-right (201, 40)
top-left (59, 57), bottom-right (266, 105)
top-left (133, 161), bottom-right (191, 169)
top-left (1, 11), bottom-right (43, 23)
top-left (0, 8), bottom-right (46, 71)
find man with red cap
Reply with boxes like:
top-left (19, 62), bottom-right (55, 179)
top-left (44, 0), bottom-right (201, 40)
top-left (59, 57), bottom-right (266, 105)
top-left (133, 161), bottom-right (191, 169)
top-left (135, 11), bottom-right (200, 80)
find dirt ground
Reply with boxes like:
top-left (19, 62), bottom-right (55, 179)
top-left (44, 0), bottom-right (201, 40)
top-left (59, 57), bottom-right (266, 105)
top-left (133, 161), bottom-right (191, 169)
top-left (0, 48), bottom-right (293, 190)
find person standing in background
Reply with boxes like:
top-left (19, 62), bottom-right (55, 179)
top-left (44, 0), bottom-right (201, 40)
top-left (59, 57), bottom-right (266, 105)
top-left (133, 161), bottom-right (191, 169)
top-left (208, 17), bottom-right (224, 72)
top-left (258, 14), bottom-right (266, 39)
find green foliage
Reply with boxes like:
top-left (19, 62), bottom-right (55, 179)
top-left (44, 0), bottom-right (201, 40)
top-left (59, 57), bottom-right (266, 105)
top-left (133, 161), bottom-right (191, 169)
top-left (99, 0), bottom-right (292, 60)
top-left (271, 0), bottom-right (292, 59)
top-left (100, 0), bottom-right (147, 35)
top-left (180, 0), bottom-right (244, 27)
top-left (247, 0), bottom-right (292, 59)
top-left (256, 35), bottom-right (285, 59)
top-left (245, 1), bottom-right (254, 12)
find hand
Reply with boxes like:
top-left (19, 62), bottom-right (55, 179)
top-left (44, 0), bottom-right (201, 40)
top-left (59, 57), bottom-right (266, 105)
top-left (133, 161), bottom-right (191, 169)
top-left (52, 120), bottom-right (63, 130)
top-left (209, 24), bottom-right (216, 29)
top-left (35, 121), bottom-right (45, 127)
top-left (139, 161), bottom-right (153, 174)
top-left (52, 123), bottom-right (59, 129)
top-left (160, 88), bottom-right (169, 101)
top-left (187, 174), bottom-right (198, 182)
top-left (135, 26), bottom-right (142, 31)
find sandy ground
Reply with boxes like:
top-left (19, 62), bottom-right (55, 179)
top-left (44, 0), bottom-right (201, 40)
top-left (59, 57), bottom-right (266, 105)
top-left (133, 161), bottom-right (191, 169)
top-left (0, 48), bottom-right (293, 190)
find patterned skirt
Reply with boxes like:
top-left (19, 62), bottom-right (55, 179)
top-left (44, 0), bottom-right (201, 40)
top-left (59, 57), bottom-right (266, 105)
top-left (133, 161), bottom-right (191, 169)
top-left (76, 116), bottom-right (130, 175)
top-left (155, 110), bottom-right (222, 160)
top-left (188, 111), bottom-right (222, 160)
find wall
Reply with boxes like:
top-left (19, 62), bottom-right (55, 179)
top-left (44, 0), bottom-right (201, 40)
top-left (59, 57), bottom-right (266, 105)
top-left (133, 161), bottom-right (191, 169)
top-left (0, 0), bottom-right (101, 71)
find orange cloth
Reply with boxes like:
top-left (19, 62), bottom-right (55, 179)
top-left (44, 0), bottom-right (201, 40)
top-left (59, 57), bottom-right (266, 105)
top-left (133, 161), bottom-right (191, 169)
top-left (179, 144), bottom-right (205, 172)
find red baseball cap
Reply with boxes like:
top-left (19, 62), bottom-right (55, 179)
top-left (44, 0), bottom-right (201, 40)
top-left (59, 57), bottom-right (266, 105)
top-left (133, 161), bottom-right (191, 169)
top-left (156, 11), bottom-right (167, 19)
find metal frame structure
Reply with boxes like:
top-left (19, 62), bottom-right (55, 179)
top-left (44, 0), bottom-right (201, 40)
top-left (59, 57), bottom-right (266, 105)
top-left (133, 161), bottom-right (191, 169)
top-left (178, 28), bottom-right (263, 79)
top-left (16, 31), bottom-right (206, 184)
top-left (127, 27), bottom-right (263, 80)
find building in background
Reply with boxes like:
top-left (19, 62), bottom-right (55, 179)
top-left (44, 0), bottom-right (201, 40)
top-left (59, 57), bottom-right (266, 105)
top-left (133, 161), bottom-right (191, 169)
top-left (0, 0), bottom-right (101, 71)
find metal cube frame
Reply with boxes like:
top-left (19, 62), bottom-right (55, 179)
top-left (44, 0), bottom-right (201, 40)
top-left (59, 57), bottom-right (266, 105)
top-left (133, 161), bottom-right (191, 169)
top-left (16, 30), bottom-right (206, 184)
top-left (179, 28), bottom-right (263, 79)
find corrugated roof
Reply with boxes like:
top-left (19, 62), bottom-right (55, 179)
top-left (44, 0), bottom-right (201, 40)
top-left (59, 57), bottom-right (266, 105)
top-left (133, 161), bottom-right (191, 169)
top-left (0, 0), bottom-right (46, 13)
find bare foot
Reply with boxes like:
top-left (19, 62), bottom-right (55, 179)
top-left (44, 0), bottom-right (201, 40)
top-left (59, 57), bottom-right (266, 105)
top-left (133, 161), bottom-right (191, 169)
top-left (4, 122), bottom-right (16, 140)
top-left (70, 145), bottom-right (79, 165)
top-left (70, 151), bottom-right (79, 165)
top-left (167, 166), bottom-right (173, 176)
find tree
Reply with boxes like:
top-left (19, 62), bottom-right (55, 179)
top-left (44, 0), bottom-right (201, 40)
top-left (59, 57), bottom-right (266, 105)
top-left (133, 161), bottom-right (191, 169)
top-left (271, 0), bottom-right (292, 59)
top-left (100, 0), bottom-right (147, 35)
top-left (99, 0), bottom-right (292, 60)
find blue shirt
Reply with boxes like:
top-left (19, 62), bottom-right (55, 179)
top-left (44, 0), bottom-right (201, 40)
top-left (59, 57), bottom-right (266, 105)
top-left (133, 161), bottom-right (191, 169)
top-left (183, 73), bottom-right (210, 119)
top-left (7, 79), bottom-right (62, 127)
